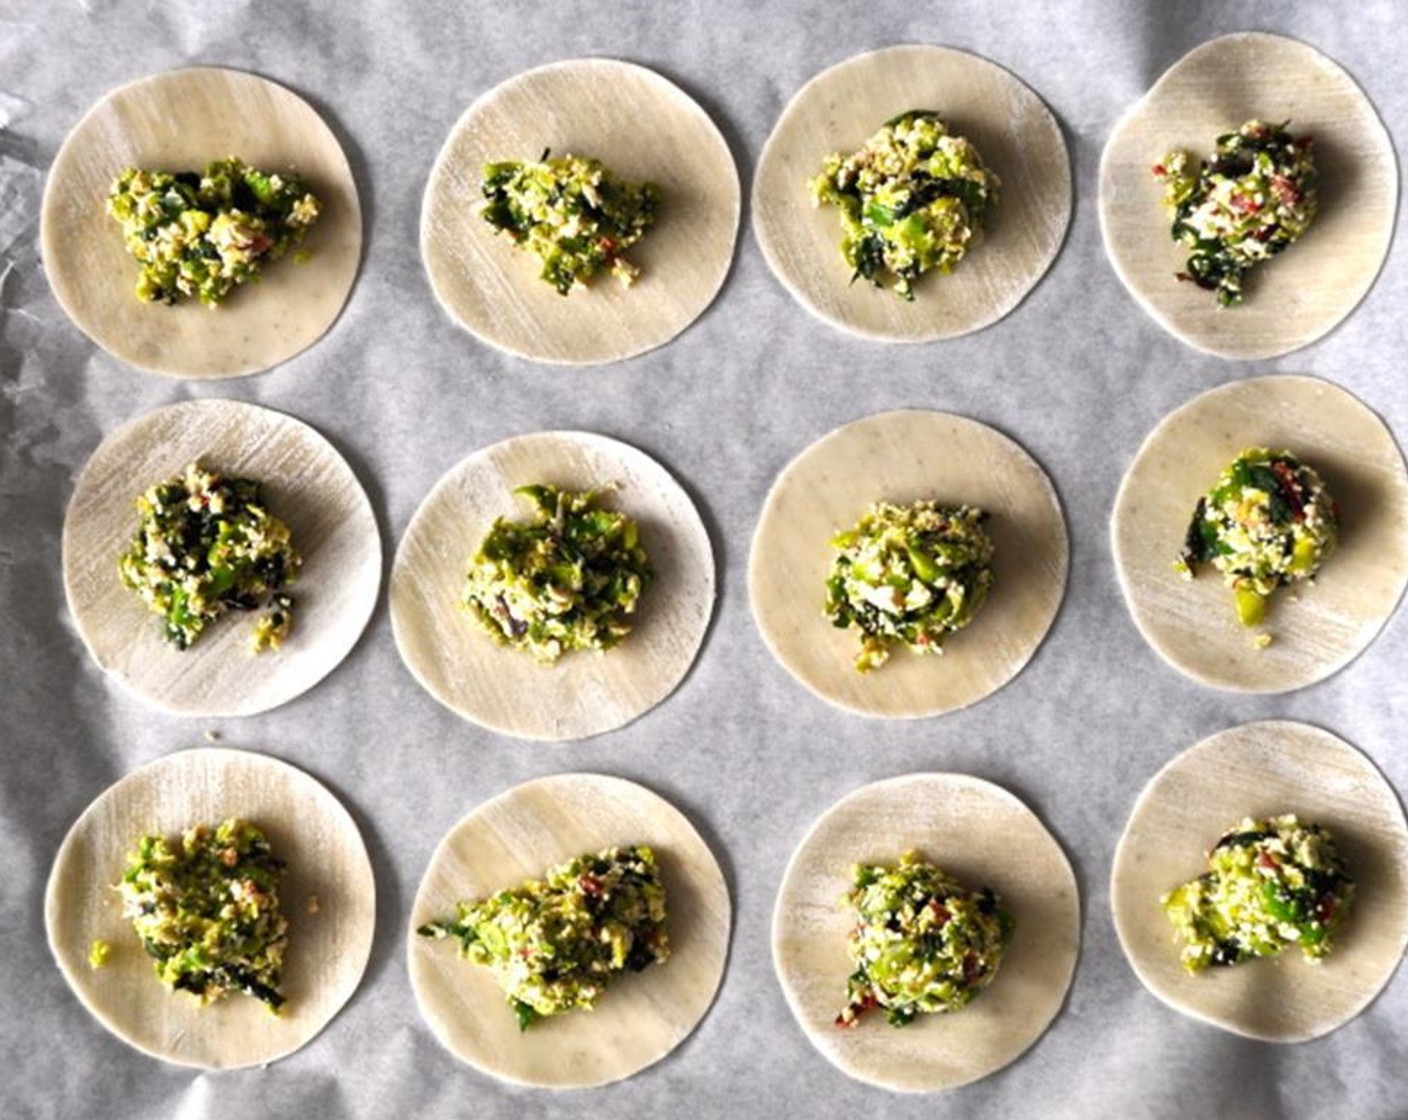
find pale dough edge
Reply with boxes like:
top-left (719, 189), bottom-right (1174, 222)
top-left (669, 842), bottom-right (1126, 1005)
top-left (44, 747), bottom-right (376, 1069)
top-left (41, 66), bottom-right (363, 379)
top-left (1109, 720), bottom-right (1408, 1043)
top-left (61, 398), bottom-right (382, 717)
top-left (1110, 374), bottom-right (1408, 693)
top-left (1097, 32), bottom-right (1397, 361)
top-left (389, 430), bottom-right (715, 742)
top-left (752, 43), bottom-right (1072, 343)
top-left (748, 409), bottom-right (1069, 719)
top-left (405, 772), bottom-right (731, 1088)
top-left (772, 773), bottom-right (1080, 1092)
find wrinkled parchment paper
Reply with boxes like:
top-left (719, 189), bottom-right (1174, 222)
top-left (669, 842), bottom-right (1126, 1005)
top-left (3, 3), bottom-right (1406, 1118)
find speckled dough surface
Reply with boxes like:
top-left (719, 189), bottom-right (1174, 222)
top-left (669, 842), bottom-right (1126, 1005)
top-left (1111, 721), bottom-right (1408, 1042)
top-left (772, 773), bottom-right (1079, 1092)
top-left (41, 67), bottom-right (362, 379)
top-left (1099, 33), bottom-right (1397, 360)
top-left (45, 748), bottom-right (376, 1069)
top-left (62, 399), bottom-right (382, 717)
top-left (753, 44), bottom-right (1071, 343)
top-left (750, 410), bottom-right (1068, 718)
top-left (421, 58), bottom-right (740, 365)
top-left (1111, 375), bottom-right (1408, 693)
top-left (408, 773), bottom-right (730, 1088)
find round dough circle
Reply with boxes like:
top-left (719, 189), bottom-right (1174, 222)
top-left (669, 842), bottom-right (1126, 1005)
top-left (749, 410), bottom-right (1068, 719)
top-left (388, 433), bottom-right (709, 738)
top-left (1111, 720), bottom-right (1408, 1043)
top-left (408, 772), bottom-right (730, 1088)
top-left (45, 747), bottom-right (376, 1069)
top-left (62, 399), bottom-right (382, 717)
top-left (391, 431), bottom-right (714, 741)
top-left (41, 67), bottom-right (362, 379)
top-left (1111, 374), bottom-right (1408, 693)
top-left (1099, 32), bottom-right (1397, 360)
top-left (773, 773), bottom-right (1079, 1092)
top-left (753, 44), bottom-right (1071, 343)
top-left (421, 58), bottom-right (740, 365)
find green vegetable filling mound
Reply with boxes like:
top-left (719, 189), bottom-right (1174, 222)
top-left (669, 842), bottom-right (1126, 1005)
top-left (118, 819), bottom-right (289, 1012)
top-left (1175, 448), bottom-right (1338, 629)
top-left (826, 500), bottom-right (994, 673)
top-left (463, 484), bottom-right (651, 665)
top-left (1163, 814), bottom-right (1354, 972)
top-left (480, 152), bottom-right (660, 295)
top-left (838, 851), bottom-right (1013, 1028)
top-left (1153, 120), bottom-right (1317, 307)
top-left (107, 157), bottom-right (321, 306)
top-left (810, 110), bottom-right (1000, 300)
top-left (417, 845), bottom-right (670, 1030)
top-left (119, 462), bottom-right (301, 652)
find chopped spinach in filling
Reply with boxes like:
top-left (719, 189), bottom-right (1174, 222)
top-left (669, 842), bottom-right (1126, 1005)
top-left (1175, 448), bottom-right (1338, 629)
top-left (118, 819), bottom-right (289, 1012)
top-left (826, 500), bottom-right (994, 672)
top-left (118, 462), bottom-right (301, 652)
top-left (838, 851), bottom-right (1013, 1028)
top-left (107, 157), bottom-right (321, 307)
top-left (463, 484), bottom-right (651, 665)
top-left (1153, 120), bottom-right (1317, 307)
top-left (479, 152), bottom-right (660, 295)
top-left (417, 845), bottom-right (670, 1029)
top-left (1163, 814), bottom-right (1354, 972)
top-left (810, 110), bottom-right (1000, 300)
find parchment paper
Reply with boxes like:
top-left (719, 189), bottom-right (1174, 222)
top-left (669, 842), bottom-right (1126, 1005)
top-left (2, 3), bottom-right (1406, 1118)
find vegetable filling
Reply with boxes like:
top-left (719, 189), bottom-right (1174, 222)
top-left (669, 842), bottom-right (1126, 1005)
top-left (479, 152), bottom-right (660, 295)
top-left (119, 462), bottom-right (302, 652)
top-left (118, 818), bottom-right (289, 1012)
top-left (1163, 814), bottom-right (1354, 972)
top-left (1175, 448), bottom-right (1338, 630)
top-left (1152, 120), bottom-right (1317, 307)
top-left (418, 845), bottom-right (670, 1029)
top-left (810, 110), bottom-right (1000, 300)
top-left (826, 500), bottom-right (994, 672)
top-left (838, 851), bottom-right (1013, 1027)
top-left (463, 484), bottom-right (651, 664)
top-left (107, 157), bottom-right (321, 307)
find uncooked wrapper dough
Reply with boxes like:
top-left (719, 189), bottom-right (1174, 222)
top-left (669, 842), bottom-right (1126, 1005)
top-left (749, 410), bottom-right (1067, 718)
top-left (45, 747), bottom-right (376, 1069)
top-left (1111, 720), bottom-right (1408, 1043)
top-left (42, 67), bottom-right (362, 379)
top-left (62, 399), bottom-right (382, 717)
top-left (753, 44), bottom-right (1071, 343)
top-left (1111, 375), bottom-right (1408, 693)
top-left (408, 772), bottom-right (730, 1088)
top-left (390, 431), bottom-right (714, 741)
top-left (421, 58), bottom-right (739, 365)
top-left (772, 773), bottom-right (1079, 1092)
top-left (1099, 33), bottom-right (1396, 360)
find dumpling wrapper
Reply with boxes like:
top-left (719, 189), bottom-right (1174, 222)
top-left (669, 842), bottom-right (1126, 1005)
top-left (408, 772), bottom-right (730, 1088)
top-left (390, 431), bottom-right (714, 741)
top-left (749, 410), bottom-right (1067, 718)
top-left (1099, 32), bottom-right (1396, 360)
top-left (753, 44), bottom-right (1071, 343)
top-left (772, 773), bottom-right (1079, 1092)
top-left (45, 747), bottom-right (376, 1069)
top-left (421, 58), bottom-right (740, 365)
top-left (41, 67), bottom-right (362, 379)
top-left (62, 398), bottom-right (382, 717)
top-left (1111, 374), bottom-right (1408, 693)
top-left (1110, 720), bottom-right (1408, 1043)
